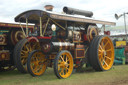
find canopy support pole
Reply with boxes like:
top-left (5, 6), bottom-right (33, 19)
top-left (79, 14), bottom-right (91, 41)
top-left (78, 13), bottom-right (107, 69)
top-left (42, 18), bottom-right (50, 36)
top-left (19, 22), bottom-right (26, 37)
top-left (40, 17), bottom-right (43, 36)
top-left (26, 18), bottom-right (28, 37)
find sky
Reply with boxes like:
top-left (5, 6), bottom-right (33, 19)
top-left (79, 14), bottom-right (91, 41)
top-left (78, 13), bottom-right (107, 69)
top-left (0, 0), bottom-right (128, 26)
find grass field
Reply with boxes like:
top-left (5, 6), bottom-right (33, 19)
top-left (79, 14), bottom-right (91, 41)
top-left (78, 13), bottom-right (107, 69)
top-left (0, 65), bottom-right (128, 85)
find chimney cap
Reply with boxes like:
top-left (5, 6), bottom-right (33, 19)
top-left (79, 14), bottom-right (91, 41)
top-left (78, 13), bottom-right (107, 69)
top-left (44, 5), bottom-right (54, 11)
top-left (44, 5), bottom-right (54, 7)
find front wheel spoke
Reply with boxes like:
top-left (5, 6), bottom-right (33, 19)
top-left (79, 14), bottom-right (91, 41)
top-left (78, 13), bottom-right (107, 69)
top-left (38, 65), bottom-right (42, 70)
top-left (32, 64), bottom-right (36, 68)
top-left (60, 68), bottom-right (64, 75)
top-left (66, 57), bottom-right (69, 63)
top-left (38, 59), bottom-right (44, 62)
top-left (35, 57), bottom-right (39, 62)
top-left (64, 63), bottom-right (69, 66)
top-left (58, 66), bottom-right (60, 70)
top-left (60, 56), bottom-right (64, 62)
top-left (31, 61), bottom-right (37, 65)
top-left (98, 49), bottom-right (102, 53)
top-left (66, 56), bottom-right (67, 62)
top-left (98, 53), bottom-right (102, 57)
top-left (34, 65), bottom-right (38, 72)
top-left (58, 60), bottom-right (62, 63)
top-left (65, 67), bottom-right (69, 73)
top-left (58, 63), bottom-right (63, 67)
top-left (35, 66), bottom-right (40, 72)
top-left (66, 59), bottom-right (69, 63)
top-left (38, 57), bottom-right (45, 62)
top-left (41, 61), bottom-right (47, 65)
top-left (63, 55), bottom-right (66, 61)
top-left (39, 59), bottom-right (46, 63)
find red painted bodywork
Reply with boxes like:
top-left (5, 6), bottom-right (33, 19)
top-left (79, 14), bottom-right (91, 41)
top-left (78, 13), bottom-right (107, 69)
top-left (104, 31), bottom-right (110, 35)
top-left (27, 36), bottom-right (52, 42)
top-left (36, 36), bottom-right (52, 39)
top-left (84, 34), bottom-right (88, 41)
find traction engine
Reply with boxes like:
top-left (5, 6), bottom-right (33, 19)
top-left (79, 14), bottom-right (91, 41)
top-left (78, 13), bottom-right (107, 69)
top-left (0, 23), bottom-right (33, 71)
top-left (14, 6), bottom-right (115, 79)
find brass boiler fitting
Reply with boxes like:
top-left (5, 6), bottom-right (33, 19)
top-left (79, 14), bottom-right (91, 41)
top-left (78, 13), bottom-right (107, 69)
top-left (52, 39), bottom-right (74, 52)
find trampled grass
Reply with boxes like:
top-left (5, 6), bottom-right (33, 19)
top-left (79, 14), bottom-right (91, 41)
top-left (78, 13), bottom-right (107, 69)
top-left (0, 65), bottom-right (128, 85)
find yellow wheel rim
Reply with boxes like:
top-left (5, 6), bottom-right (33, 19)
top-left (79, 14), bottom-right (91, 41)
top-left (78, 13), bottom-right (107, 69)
top-left (58, 52), bottom-right (73, 78)
top-left (98, 36), bottom-right (114, 70)
top-left (87, 26), bottom-right (98, 42)
top-left (20, 42), bottom-right (40, 70)
top-left (30, 51), bottom-right (47, 76)
top-left (11, 30), bottom-right (25, 45)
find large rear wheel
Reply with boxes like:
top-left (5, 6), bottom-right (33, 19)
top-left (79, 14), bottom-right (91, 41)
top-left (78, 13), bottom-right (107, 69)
top-left (14, 38), bottom-right (40, 73)
top-left (89, 35), bottom-right (114, 71)
top-left (54, 50), bottom-right (73, 79)
top-left (27, 50), bottom-right (47, 76)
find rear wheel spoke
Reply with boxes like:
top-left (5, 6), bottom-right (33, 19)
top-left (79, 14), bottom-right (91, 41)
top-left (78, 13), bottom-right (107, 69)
top-left (105, 49), bottom-right (112, 52)
top-left (105, 56), bottom-right (111, 60)
top-left (100, 56), bottom-right (103, 63)
top-left (104, 41), bottom-right (109, 48)
top-left (98, 49), bottom-right (102, 53)
top-left (103, 60), bottom-right (108, 67)
top-left (99, 45), bottom-right (103, 50)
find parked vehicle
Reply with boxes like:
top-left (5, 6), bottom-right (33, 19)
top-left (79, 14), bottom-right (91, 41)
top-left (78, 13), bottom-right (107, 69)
top-left (14, 6), bottom-right (115, 78)
top-left (0, 22), bottom-right (33, 71)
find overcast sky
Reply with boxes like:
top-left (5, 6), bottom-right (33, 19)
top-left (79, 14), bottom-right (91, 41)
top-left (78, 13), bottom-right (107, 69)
top-left (0, 0), bottom-right (128, 26)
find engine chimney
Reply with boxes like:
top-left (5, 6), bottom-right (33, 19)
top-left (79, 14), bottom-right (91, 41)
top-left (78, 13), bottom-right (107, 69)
top-left (44, 5), bottom-right (54, 11)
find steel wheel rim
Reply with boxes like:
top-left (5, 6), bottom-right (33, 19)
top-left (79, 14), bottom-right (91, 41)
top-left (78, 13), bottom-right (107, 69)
top-left (20, 42), bottom-right (40, 70)
top-left (30, 51), bottom-right (47, 75)
top-left (98, 36), bottom-right (114, 70)
top-left (58, 52), bottom-right (73, 78)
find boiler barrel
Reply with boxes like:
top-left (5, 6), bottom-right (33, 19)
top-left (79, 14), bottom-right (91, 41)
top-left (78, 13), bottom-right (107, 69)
top-left (52, 39), bottom-right (75, 52)
top-left (63, 6), bottom-right (93, 17)
top-left (41, 39), bottom-right (74, 54)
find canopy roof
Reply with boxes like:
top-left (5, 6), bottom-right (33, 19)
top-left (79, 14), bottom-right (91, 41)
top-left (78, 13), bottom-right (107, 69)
top-left (15, 10), bottom-right (116, 26)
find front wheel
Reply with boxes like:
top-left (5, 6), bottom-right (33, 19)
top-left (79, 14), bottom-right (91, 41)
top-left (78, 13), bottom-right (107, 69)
top-left (54, 50), bottom-right (74, 79)
top-left (27, 50), bottom-right (47, 76)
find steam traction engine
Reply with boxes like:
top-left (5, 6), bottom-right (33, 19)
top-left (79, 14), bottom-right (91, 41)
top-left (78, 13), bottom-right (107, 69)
top-left (14, 7), bottom-right (116, 79)
top-left (0, 22), bottom-right (33, 71)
